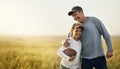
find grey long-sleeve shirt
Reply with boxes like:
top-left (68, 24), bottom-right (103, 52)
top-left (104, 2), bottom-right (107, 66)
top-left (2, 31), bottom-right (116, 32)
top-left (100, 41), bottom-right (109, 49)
top-left (79, 17), bottom-right (113, 59)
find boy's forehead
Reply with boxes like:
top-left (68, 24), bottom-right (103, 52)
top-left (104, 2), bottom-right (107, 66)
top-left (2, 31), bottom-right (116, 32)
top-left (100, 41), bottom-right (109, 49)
top-left (74, 23), bottom-right (82, 26)
top-left (75, 27), bottom-right (83, 30)
top-left (74, 26), bottom-right (84, 31)
top-left (72, 23), bottom-right (84, 31)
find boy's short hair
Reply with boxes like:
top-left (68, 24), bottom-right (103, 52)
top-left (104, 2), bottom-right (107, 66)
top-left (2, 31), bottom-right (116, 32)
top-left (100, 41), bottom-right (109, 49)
top-left (72, 23), bottom-right (84, 31)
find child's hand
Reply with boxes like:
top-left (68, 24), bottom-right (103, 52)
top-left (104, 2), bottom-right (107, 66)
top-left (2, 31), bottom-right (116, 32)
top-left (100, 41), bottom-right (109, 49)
top-left (69, 56), bottom-right (75, 61)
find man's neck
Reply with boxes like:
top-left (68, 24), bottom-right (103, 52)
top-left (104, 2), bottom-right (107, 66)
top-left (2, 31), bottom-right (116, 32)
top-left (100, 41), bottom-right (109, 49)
top-left (80, 17), bottom-right (87, 23)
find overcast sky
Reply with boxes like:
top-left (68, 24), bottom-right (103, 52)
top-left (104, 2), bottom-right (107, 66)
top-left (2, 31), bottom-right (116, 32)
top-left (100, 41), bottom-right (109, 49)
top-left (0, 0), bottom-right (120, 36)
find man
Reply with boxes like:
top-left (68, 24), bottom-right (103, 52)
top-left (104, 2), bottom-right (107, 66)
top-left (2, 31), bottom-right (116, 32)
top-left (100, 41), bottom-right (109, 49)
top-left (63, 6), bottom-right (113, 69)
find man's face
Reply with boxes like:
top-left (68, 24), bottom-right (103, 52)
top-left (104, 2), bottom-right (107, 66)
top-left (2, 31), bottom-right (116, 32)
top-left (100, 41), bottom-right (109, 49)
top-left (72, 11), bottom-right (84, 23)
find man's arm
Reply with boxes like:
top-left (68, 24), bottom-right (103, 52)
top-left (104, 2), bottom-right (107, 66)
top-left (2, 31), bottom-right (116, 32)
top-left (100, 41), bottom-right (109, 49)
top-left (94, 17), bottom-right (113, 59)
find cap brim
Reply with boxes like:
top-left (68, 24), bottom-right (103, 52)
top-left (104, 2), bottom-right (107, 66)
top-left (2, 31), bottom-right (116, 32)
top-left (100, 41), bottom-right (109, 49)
top-left (68, 10), bottom-right (77, 16)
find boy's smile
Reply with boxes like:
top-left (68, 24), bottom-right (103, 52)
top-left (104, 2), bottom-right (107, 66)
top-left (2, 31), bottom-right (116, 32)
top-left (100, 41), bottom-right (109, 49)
top-left (72, 28), bottom-right (82, 40)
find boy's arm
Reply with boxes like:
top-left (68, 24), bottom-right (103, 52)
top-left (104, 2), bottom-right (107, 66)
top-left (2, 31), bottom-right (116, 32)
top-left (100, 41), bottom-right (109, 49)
top-left (57, 46), bottom-right (70, 61)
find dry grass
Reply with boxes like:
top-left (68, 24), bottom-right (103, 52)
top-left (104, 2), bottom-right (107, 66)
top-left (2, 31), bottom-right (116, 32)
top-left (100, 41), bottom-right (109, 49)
top-left (0, 35), bottom-right (119, 69)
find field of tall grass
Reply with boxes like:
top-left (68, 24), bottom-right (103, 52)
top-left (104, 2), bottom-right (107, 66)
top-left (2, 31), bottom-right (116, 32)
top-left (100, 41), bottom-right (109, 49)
top-left (0, 35), bottom-right (120, 69)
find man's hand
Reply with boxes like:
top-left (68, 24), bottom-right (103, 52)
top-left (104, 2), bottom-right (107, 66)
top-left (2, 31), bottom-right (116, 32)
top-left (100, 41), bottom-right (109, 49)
top-left (106, 50), bottom-right (113, 59)
top-left (62, 39), bottom-right (70, 47)
top-left (69, 56), bottom-right (75, 61)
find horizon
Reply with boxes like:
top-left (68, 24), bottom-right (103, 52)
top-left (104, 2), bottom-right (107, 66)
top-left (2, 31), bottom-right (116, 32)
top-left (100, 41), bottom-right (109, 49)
top-left (0, 34), bottom-right (119, 38)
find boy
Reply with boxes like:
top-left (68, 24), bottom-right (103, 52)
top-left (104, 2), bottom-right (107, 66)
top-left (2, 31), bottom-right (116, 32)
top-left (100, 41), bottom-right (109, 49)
top-left (57, 23), bottom-right (84, 69)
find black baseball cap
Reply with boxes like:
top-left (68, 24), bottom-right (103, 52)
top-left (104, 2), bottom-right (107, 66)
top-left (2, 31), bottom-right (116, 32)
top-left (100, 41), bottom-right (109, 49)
top-left (68, 6), bottom-right (83, 16)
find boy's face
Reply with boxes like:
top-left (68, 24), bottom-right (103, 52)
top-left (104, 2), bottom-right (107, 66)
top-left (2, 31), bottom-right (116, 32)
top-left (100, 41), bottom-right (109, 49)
top-left (72, 28), bottom-right (82, 39)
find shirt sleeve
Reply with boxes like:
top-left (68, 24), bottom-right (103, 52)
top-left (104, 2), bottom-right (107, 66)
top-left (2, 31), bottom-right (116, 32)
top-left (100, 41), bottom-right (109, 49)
top-left (57, 46), bottom-right (70, 61)
top-left (94, 17), bottom-right (113, 51)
